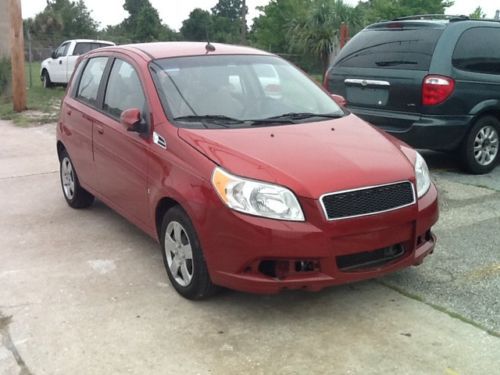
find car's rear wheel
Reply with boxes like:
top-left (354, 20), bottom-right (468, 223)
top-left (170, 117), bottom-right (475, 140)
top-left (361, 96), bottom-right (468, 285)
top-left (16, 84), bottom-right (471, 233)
top-left (160, 206), bottom-right (218, 300)
top-left (460, 116), bottom-right (499, 174)
top-left (60, 150), bottom-right (94, 208)
top-left (42, 70), bottom-right (52, 89)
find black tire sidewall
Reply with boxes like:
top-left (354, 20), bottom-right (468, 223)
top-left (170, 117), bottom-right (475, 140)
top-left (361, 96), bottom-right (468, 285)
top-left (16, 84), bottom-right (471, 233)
top-left (160, 206), bottom-right (213, 299)
top-left (462, 116), bottom-right (500, 174)
top-left (42, 71), bottom-right (51, 88)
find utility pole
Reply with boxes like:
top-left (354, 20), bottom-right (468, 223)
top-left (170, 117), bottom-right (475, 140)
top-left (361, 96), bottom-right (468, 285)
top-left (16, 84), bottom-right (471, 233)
top-left (9, 0), bottom-right (27, 112)
top-left (240, 0), bottom-right (247, 45)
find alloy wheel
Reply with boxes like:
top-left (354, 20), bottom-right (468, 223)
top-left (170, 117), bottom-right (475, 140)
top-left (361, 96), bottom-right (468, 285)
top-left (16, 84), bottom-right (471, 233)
top-left (473, 125), bottom-right (499, 166)
top-left (164, 221), bottom-right (194, 287)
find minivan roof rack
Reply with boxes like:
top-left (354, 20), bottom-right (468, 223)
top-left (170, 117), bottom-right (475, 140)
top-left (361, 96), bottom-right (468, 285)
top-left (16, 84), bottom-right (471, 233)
top-left (393, 14), bottom-right (469, 22)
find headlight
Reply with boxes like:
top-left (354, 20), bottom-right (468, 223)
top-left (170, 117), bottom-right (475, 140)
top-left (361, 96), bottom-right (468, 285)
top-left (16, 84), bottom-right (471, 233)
top-left (211, 167), bottom-right (305, 221)
top-left (415, 152), bottom-right (431, 198)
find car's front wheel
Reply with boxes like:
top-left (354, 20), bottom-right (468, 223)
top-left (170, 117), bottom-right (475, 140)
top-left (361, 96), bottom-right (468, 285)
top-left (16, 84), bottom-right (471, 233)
top-left (59, 150), bottom-right (94, 208)
top-left (160, 206), bottom-right (218, 299)
top-left (42, 70), bottom-right (52, 89)
top-left (460, 116), bottom-right (499, 174)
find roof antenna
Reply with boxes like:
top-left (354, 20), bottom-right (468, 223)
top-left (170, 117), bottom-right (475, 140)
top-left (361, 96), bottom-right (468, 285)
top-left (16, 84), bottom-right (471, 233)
top-left (205, 26), bottom-right (216, 53)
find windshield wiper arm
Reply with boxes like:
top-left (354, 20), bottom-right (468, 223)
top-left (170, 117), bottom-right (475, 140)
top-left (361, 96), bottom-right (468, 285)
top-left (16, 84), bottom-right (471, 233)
top-left (173, 115), bottom-right (245, 128)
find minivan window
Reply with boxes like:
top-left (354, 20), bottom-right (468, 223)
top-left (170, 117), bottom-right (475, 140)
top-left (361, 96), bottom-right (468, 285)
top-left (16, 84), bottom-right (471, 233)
top-left (151, 55), bottom-right (343, 128)
top-left (452, 27), bottom-right (500, 75)
top-left (76, 57), bottom-right (108, 105)
top-left (334, 27), bottom-right (444, 71)
top-left (104, 59), bottom-right (146, 118)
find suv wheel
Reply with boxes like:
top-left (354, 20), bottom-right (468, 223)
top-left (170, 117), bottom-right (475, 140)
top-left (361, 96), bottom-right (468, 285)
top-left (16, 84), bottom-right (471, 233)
top-left (160, 206), bottom-right (218, 300)
top-left (460, 116), bottom-right (499, 174)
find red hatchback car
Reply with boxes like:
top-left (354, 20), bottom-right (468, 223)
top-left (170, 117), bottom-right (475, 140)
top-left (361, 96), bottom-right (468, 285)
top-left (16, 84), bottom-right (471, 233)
top-left (57, 42), bottom-right (438, 299)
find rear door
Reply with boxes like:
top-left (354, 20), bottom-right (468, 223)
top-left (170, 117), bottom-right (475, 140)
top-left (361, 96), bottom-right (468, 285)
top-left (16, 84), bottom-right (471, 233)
top-left (326, 22), bottom-right (445, 131)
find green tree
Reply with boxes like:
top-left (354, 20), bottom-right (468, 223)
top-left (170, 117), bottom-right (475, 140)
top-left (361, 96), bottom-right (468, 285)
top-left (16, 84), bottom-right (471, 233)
top-left (122, 0), bottom-right (164, 42)
top-left (357, 0), bottom-right (454, 24)
top-left (291, 0), bottom-right (361, 74)
top-left (211, 0), bottom-right (245, 21)
top-left (469, 6), bottom-right (486, 19)
top-left (180, 8), bottom-right (212, 41)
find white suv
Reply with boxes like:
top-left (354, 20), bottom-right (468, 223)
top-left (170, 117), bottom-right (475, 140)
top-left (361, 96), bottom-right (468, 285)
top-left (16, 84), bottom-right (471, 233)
top-left (40, 39), bottom-right (115, 88)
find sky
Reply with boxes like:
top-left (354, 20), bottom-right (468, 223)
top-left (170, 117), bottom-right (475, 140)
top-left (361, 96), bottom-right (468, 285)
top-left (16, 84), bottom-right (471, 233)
top-left (21, 0), bottom-right (500, 31)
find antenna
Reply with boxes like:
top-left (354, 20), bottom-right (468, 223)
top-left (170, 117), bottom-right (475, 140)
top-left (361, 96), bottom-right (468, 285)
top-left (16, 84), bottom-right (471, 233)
top-left (205, 26), bottom-right (215, 53)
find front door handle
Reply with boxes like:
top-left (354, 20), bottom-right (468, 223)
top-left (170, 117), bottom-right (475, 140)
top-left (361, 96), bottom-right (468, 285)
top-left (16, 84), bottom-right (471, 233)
top-left (96, 125), bottom-right (104, 134)
top-left (59, 59), bottom-right (63, 65)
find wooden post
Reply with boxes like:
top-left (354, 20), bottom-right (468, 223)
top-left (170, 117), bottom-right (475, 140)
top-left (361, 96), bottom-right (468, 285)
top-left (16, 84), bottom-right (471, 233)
top-left (9, 0), bottom-right (26, 112)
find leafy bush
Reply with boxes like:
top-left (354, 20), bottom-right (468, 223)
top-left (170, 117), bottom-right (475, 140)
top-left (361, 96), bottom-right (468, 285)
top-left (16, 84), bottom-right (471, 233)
top-left (0, 58), bottom-right (12, 101)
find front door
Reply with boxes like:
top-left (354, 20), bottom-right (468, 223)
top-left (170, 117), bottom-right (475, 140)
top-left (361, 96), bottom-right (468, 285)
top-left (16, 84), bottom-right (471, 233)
top-left (92, 58), bottom-right (150, 226)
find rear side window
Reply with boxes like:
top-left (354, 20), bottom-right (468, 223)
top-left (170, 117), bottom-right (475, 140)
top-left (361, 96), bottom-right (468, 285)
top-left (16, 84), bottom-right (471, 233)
top-left (73, 43), bottom-right (111, 56)
top-left (452, 27), bottom-right (500, 75)
top-left (76, 57), bottom-right (108, 105)
top-left (103, 59), bottom-right (146, 118)
top-left (334, 27), bottom-right (444, 71)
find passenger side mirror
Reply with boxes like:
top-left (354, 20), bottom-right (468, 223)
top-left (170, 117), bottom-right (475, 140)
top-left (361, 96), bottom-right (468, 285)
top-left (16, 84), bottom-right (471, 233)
top-left (331, 94), bottom-right (347, 107)
top-left (120, 108), bottom-right (147, 133)
top-left (51, 51), bottom-right (57, 59)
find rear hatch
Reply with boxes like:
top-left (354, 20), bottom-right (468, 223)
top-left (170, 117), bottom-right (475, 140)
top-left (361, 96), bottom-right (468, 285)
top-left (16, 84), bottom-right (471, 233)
top-left (326, 21), bottom-right (445, 131)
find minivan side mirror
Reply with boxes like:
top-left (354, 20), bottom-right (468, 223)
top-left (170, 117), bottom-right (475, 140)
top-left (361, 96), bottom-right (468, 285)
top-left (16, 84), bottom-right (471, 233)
top-left (120, 108), bottom-right (147, 133)
top-left (51, 51), bottom-right (57, 59)
top-left (331, 94), bottom-right (347, 107)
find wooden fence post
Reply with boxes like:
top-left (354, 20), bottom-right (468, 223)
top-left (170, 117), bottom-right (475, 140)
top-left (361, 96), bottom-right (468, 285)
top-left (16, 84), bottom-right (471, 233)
top-left (9, 0), bottom-right (27, 112)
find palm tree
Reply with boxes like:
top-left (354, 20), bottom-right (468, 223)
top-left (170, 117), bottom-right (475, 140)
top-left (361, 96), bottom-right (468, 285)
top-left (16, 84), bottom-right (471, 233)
top-left (291, 0), bottom-right (361, 75)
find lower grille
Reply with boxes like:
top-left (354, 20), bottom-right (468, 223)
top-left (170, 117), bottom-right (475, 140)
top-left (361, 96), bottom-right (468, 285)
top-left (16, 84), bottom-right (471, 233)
top-left (337, 244), bottom-right (406, 271)
top-left (320, 181), bottom-right (415, 220)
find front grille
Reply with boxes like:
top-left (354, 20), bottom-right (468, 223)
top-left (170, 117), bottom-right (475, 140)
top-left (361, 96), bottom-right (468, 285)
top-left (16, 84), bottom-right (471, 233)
top-left (321, 181), bottom-right (415, 220)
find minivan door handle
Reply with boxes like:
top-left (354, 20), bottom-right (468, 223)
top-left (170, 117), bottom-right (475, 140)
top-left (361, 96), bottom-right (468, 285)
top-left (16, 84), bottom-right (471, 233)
top-left (344, 79), bottom-right (390, 87)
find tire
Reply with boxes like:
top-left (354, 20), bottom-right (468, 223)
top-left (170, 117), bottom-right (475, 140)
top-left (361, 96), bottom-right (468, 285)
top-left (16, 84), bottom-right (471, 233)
top-left (460, 116), bottom-right (500, 174)
top-left (160, 206), bottom-right (218, 300)
top-left (42, 70), bottom-right (52, 89)
top-left (59, 150), bottom-right (94, 208)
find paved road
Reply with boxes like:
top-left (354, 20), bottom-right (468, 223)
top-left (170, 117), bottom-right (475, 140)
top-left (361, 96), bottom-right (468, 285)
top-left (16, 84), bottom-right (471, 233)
top-left (1, 122), bottom-right (499, 375)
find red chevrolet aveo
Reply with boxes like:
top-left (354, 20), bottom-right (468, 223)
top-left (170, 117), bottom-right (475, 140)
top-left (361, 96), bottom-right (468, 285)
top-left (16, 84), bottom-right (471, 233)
top-left (57, 42), bottom-right (438, 299)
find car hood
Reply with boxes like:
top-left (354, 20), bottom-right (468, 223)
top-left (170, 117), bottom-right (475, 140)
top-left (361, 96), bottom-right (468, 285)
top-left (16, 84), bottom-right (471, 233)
top-left (178, 114), bottom-right (416, 198)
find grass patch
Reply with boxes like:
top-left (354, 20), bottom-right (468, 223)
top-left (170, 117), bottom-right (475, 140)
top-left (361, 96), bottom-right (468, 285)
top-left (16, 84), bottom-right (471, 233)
top-left (0, 61), bottom-right (65, 126)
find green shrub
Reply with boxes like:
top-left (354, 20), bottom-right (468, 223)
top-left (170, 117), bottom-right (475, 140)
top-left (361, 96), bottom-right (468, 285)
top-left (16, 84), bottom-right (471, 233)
top-left (0, 58), bottom-right (12, 100)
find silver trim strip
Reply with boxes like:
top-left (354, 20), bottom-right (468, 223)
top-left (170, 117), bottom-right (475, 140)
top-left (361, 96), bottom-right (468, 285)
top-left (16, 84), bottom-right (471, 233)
top-left (344, 79), bottom-right (391, 87)
top-left (319, 180), bottom-right (416, 221)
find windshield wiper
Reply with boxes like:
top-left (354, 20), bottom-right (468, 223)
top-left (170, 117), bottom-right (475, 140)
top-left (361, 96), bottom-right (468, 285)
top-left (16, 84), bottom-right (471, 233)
top-left (249, 112), bottom-right (343, 126)
top-left (375, 60), bottom-right (417, 67)
top-left (173, 115), bottom-right (245, 128)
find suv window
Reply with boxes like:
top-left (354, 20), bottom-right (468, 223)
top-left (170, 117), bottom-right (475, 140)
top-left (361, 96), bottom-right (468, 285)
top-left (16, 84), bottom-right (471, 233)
top-left (76, 57), bottom-right (108, 105)
top-left (73, 42), bottom-right (110, 56)
top-left (452, 27), bottom-right (500, 75)
top-left (334, 27), bottom-right (444, 71)
top-left (104, 59), bottom-right (146, 118)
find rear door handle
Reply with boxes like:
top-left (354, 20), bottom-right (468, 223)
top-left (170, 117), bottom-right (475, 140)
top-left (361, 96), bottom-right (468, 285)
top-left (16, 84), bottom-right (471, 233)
top-left (96, 124), bottom-right (104, 134)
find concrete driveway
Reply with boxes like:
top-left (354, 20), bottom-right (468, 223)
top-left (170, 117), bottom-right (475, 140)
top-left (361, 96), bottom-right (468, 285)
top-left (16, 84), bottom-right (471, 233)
top-left (1, 121), bottom-right (499, 375)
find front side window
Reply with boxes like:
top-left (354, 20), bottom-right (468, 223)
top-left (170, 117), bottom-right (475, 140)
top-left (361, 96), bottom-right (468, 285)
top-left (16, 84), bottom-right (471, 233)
top-left (151, 55), bottom-right (343, 128)
top-left (452, 27), bottom-right (500, 75)
top-left (76, 57), bottom-right (108, 105)
top-left (55, 42), bottom-right (70, 58)
top-left (104, 59), bottom-right (146, 118)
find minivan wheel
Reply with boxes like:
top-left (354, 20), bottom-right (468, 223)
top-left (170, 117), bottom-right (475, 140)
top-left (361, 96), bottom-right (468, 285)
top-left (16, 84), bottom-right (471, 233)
top-left (42, 70), bottom-right (52, 88)
top-left (160, 206), bottom-right (218, 300)
top-left (460, 116), bottom-right (499, 174)
top-left (59, 150), bottom-right (94, 208)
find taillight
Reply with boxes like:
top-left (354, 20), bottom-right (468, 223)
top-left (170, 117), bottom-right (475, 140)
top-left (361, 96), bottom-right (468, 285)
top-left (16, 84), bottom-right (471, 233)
top-left (422, 75), bottom-right (455, 106)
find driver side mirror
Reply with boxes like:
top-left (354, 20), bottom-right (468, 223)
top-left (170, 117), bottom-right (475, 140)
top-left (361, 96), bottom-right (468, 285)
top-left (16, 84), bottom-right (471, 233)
top-left (120, 108), bottom-right (147, 133)
top-left (331, 94), bottom-right (347, 107)
top-left (51, 51), bottom-right (57, 59)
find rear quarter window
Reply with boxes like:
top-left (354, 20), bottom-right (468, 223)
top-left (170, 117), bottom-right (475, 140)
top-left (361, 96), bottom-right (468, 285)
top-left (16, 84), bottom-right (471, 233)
top-left (452, 27), bottom-right (500, 75)
top-left (333, 27), bottom-right (444, 71)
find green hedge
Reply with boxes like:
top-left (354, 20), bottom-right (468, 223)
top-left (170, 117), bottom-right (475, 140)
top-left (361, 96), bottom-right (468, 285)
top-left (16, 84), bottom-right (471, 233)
top-left (0, 58), bottom-right (12, 100)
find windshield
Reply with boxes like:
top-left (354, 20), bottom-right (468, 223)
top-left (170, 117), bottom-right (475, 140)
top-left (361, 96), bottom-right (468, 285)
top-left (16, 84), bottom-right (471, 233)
top-left (150, 55), bottom-right (344, 128)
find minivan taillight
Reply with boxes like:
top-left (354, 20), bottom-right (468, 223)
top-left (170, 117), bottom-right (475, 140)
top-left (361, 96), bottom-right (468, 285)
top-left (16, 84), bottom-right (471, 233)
top-left (422, 75), bottom-right (455, 106)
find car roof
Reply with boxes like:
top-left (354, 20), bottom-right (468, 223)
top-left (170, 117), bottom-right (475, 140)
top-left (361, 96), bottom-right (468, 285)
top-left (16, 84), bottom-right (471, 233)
top-left (118, 42), bottom-right (272, 60)
top-left (68, 39), bottom-right (115, 45)
top-left (367, 17), bottom-right (500, 30)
